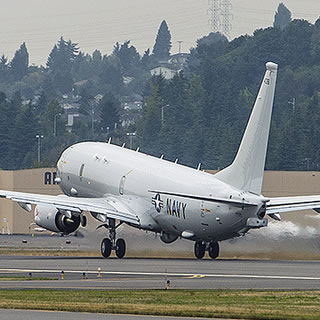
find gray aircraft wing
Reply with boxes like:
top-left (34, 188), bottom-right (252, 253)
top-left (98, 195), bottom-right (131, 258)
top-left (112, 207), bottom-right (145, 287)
top-left (0, 190), bottom-right (140, 226)
top-left (266, 195), bottom-right (320, 220)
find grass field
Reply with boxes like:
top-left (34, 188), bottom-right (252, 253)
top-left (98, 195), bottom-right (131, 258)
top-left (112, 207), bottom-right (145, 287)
top-left (0, 289), bottom-right (320, 319)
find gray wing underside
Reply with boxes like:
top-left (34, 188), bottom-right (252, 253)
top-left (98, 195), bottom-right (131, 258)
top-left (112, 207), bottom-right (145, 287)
top-left (267, 195), bottom-right (320, 215)
top-left (0, 190), bottom-right (140, 226)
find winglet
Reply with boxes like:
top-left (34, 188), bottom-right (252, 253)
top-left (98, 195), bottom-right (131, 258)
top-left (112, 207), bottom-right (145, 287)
top-left (215, 62), bottom-right (278, 194)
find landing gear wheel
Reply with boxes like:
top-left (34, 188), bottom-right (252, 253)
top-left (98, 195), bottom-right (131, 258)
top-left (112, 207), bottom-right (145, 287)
top-left (208, 241), bottom-right (219, 259)
top-left (194, 241), bottom-right (206, 259)
top-left (115, 238), bottom-right (126, 258)
top-left (101, 238), bottom-right (112, 258)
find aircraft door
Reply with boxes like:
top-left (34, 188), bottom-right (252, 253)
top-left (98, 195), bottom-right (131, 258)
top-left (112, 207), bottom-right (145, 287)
top-left (200, 201), bottom-right (209, 232)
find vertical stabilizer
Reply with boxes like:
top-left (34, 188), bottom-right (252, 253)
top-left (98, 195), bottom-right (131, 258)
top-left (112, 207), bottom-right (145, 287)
top-left (215, 62), bottom-right (278, 194)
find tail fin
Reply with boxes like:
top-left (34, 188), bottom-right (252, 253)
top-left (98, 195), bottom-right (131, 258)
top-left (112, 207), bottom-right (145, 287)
top-left (215, 62), bottom-right (278, 194)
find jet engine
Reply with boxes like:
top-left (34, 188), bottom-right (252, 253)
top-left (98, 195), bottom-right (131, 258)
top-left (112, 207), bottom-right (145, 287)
top-left (160, 232), bottom-right (178, 244)
top-left (34, 204), bottom-right (81, 234)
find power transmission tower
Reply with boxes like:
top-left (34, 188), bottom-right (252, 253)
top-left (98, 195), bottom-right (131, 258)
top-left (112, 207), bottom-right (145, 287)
top-left (220, 0), bottom-right (233, 39)
top-left (207, 0), bottom-right (233, 39)
top-left (208, 0), bottom-right (220, 33)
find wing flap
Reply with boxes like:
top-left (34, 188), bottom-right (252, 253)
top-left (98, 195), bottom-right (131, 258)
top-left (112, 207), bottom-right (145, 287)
top-left (267, 195), bottom-right (320, 215)
top-left (0, 190), bottom-right (140, 226)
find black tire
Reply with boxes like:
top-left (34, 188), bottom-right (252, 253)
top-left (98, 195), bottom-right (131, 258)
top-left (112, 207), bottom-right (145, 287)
top-left (101, 238), bottom-right (112, 258)
top-left (115, 238), bottom-right (126, 258)
top-left (208, 241), bottom-right (219, 259)
top-left (194, 241), bottom-right (206, 259)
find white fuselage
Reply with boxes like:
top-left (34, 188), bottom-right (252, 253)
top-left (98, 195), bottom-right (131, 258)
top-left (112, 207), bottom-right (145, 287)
top-left (56, 142), bottom-right (264, 242)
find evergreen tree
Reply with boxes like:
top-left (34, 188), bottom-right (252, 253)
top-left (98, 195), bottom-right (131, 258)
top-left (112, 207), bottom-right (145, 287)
top-left (47, 37), bottom-right (79, 73)
top-left (100, 56), bottom-right (123, 93)
top-left (0, 55), bottom-right (8, 82)
top-left (138, 83), bottom-right (163, 154)
top-left (141, 48), bottom-right (151, 69)
top-left (99, 91), bottom-right (120, 132)
top-left (152, 20), bottom-right (172, 61)
top-left (10, 42), bottom-right (29, 81)
top-left (8, 103), bottom-right (38, 169)
top-left (113, 41), bottom-right (141, 75)
top-left (0, 93), bottom-right (11, 168)
top-left (311, 18), bottom-right (320, 63)
top-left (273, 3), bottom-right (292, 30)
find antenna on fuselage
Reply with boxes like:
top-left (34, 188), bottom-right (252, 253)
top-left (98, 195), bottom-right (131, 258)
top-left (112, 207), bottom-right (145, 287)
top-left (122, 143), bottom-right (126, 148)
top-left (107, 137), bottom-right (112, 144)
top-left (160, 154), bottom-right (164, 159)
top-left (136, 147), bottom-right (140, 152)
top-left (197, 163), bottom-right (202, 170)
top-left (174, 159), bottom-right (178, 164)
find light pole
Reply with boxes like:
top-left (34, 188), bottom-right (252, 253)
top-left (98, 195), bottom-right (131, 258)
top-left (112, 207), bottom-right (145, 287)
top-left (161, 104), bottom-right (169, 127)
top-left (288, 98), bottom-right (296, 111)
top-left (35, 135), bottom-right (44, 165)
top-left (126, 132), bottom-right (136, 149)
top-left (54, 113), bottom-right (61, 137)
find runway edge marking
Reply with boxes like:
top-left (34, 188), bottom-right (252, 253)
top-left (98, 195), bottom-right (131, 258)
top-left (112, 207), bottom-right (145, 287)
top-left (1, 268), bottom-right (320, 281)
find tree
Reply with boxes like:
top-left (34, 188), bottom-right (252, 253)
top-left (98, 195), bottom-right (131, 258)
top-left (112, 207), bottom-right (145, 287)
top-left (47, 37), bottom-right (79, 73)
top-left (152, 20), bottom-right (172, 61)
top-left (46, 37), bottom-right (79, 95)
top-left (0, 55), bottom-right (8, 82)
top-left (10, 42), bottom-right (29, 81)
top-left (141, 48), bottom-right (151, 69)
top-left (8, 104), bottom-right (39, 169)
top-left (273, 3), bottom-right (292, 30)
top-left (0, 93), bottom-right (11, 168)
top-left (99, 91), bottom-right (120, 132)
top-left (137, 82), bottom-right (163, 154)
top-left (113, 41), bottom-right (141, 75)
top-left (311, 18), bottom-right (320, 63)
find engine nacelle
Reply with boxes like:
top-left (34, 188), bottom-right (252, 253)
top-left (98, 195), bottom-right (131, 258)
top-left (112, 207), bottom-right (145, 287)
top-left (160, 232), bottom-right (178, 244)
top-left (34, 204), bottom-right (81, 234)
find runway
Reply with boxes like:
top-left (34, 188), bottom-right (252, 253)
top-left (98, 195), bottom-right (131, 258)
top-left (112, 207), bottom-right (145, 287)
top-left (1, 255), bottom-right (320, 290)
top-left (0, 309), bottom-right (213, 320)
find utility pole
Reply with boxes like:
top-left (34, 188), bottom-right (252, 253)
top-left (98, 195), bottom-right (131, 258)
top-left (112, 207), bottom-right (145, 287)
top-left (35, 135), bottom-right (44, 165)
top-left (161, 104), bottom-right (169, 126)
top-left (126, 132), bottom-right (136, 149)
top-left (54, 113), bottom-right (61, 137)
top-left (288, 98), bottom-right (296, 111)
top-left (177, 41), bottom-right (183, 54)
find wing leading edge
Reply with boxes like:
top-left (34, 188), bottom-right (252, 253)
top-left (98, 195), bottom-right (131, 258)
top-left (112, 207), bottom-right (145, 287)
top-left (0, 190), bottom-right (140, 226)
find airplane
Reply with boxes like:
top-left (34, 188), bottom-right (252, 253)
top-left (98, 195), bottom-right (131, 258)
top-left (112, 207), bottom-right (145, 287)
top-left (2, 61), bottom-right (320, 259)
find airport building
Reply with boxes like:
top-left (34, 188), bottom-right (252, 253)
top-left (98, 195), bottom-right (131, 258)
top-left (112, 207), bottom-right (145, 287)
top-left (1, 168), bottom-right (320, 234)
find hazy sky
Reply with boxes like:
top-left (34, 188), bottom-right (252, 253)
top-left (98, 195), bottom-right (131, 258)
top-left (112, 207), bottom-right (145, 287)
top-left (1, 0), bottom-right (320, 65)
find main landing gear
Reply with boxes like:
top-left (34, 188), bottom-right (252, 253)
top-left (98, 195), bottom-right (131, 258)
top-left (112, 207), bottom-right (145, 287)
top-left (194, 241), bottom-right (220, 259)
top-left (100, 219), bottom-right (126, 259)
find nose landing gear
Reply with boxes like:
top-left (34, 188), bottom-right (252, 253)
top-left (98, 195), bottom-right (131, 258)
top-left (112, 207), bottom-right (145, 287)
top-left (194, 241), bottom-right (220, 259)
top-left (99, 219), bottom-right (126, 258)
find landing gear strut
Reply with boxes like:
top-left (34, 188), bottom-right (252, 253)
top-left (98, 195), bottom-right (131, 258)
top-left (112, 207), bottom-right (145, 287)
top-left (100, 219), bottom-right (126, 259)
top-left (194, 241), bottom-right (220, 260)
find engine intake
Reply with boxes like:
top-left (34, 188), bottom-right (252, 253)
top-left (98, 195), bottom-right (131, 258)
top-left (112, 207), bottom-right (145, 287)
top-left (160, 232), bottom-right (178, 244)
top-left (34, 204), bottom-right (81, 234)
